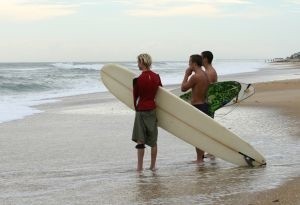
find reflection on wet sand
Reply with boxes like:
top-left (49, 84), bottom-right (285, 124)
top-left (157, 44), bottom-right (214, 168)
top-left (0, 77), bottom-right (299, 204)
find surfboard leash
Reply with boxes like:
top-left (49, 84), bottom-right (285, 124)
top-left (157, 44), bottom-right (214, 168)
top-left (215, 83), bottom-right (256, 118)
top-left (214, 104), bottom-right (239, 118)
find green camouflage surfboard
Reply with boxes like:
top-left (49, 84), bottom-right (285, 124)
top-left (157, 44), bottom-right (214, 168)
top-left (179, 81), bottom-right (243, 116)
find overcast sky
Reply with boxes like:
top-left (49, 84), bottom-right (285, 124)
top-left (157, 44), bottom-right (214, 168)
top-left (0, 0), bottom-right (299, 62)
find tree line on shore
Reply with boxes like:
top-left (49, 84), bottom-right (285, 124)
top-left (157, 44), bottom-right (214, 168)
top-left (267, 51), bottom-right (300, 63)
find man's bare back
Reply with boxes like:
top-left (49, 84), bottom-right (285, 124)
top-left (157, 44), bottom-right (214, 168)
top-left (204, 65), bottom-right (217, 84)
top-left (201, 51), bottom-right (218, 160)
top-left (201, 51), bottom-right (217, 84)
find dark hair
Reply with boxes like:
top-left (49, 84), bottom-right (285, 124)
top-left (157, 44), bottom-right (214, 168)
top-left (201, 51), bottom-right (213, 64)
top-left (190, 54), bottom-right (202, 67)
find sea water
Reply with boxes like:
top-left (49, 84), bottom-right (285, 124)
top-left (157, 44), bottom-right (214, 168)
top-left (0, 60), bottom-right (266, 123)
top-left (0, 99), bottom-right (299, 205)
top-left (1, 61), bottom-right (300, 204)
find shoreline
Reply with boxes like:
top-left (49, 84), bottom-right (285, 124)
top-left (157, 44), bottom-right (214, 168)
top-left (1, 61), bottom-right (300, 124)
top-left (34, 79), bottom-right (300, 205)
top-left (1, 64), bottom-right (300, 204)
top-left (38, 78), bottom-right (300, 205)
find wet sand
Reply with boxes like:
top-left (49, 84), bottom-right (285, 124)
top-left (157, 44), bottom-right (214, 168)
top-left (0, 66), bottom-right (300, 204)
top-left (224, 79), bottom-right (300, 205)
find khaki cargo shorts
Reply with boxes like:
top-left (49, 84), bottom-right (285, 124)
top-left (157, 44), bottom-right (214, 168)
top-left (132, 109), bottom-right (158, 147)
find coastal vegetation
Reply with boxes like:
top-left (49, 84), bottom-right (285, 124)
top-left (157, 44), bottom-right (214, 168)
top-left (269, 51), bottom-right (300, 62)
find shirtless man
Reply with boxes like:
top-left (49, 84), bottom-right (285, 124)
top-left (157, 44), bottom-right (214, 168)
top-left (201, 51), bottom-right (218, 159)
top-left (181, 54), bottom-right (210, 164)
top-left (202, 51), bottom-right (217, 84)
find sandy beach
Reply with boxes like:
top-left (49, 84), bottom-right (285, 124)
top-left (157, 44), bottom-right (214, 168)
top-left (2, 0), bottom-right (300, 203)
top-left (0, 65), bottom-right (300, 204)
top-left (220, 79), bottom-right (300, 205)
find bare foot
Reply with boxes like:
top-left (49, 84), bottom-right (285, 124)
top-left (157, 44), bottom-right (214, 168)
top-left (148, 167), bottom-right (157, 172)
top-left (191, 160), bottom-right (204, 165)
top-left (136, 168), bottom-right (144, 172)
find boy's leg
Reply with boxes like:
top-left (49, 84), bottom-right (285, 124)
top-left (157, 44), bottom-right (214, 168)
top-left (136, 143), bottom-right (145, 171)
top-left (150, 144), bottom-right (157, 170)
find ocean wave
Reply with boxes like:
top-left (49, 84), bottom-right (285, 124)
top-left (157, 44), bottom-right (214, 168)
top-left (51, 62), bottom-right (103, 71)
top-left (0, 60), bottom-right (273, 125)
top-left (153, 61), bottom-right (186, 69)
top-left (0, 82), bottom-right (53, 92)
top-left (0, 63), bottom-right (52, 71)
top-left (56, 67), bottom-right (100, 75)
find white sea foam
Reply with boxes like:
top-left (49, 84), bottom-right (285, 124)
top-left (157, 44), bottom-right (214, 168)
top-left (51, 62), bottom-right (104, 70)
top-left (0, 59), bottom-right (291, 124)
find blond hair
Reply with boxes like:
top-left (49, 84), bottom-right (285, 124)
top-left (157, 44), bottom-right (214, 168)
top-left (137, 53), bottom-right (152, 68)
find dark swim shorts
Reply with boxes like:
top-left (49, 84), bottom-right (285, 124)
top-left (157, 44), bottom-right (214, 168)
top-left (193, 103), bottom-right (213, 118)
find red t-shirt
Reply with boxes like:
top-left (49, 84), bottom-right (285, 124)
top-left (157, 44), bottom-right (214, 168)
top-left (133, 70), bottom-right (162, 111)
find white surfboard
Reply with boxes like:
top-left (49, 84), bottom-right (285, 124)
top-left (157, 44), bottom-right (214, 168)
top-left (100, 64), bottom-right (266, 167)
